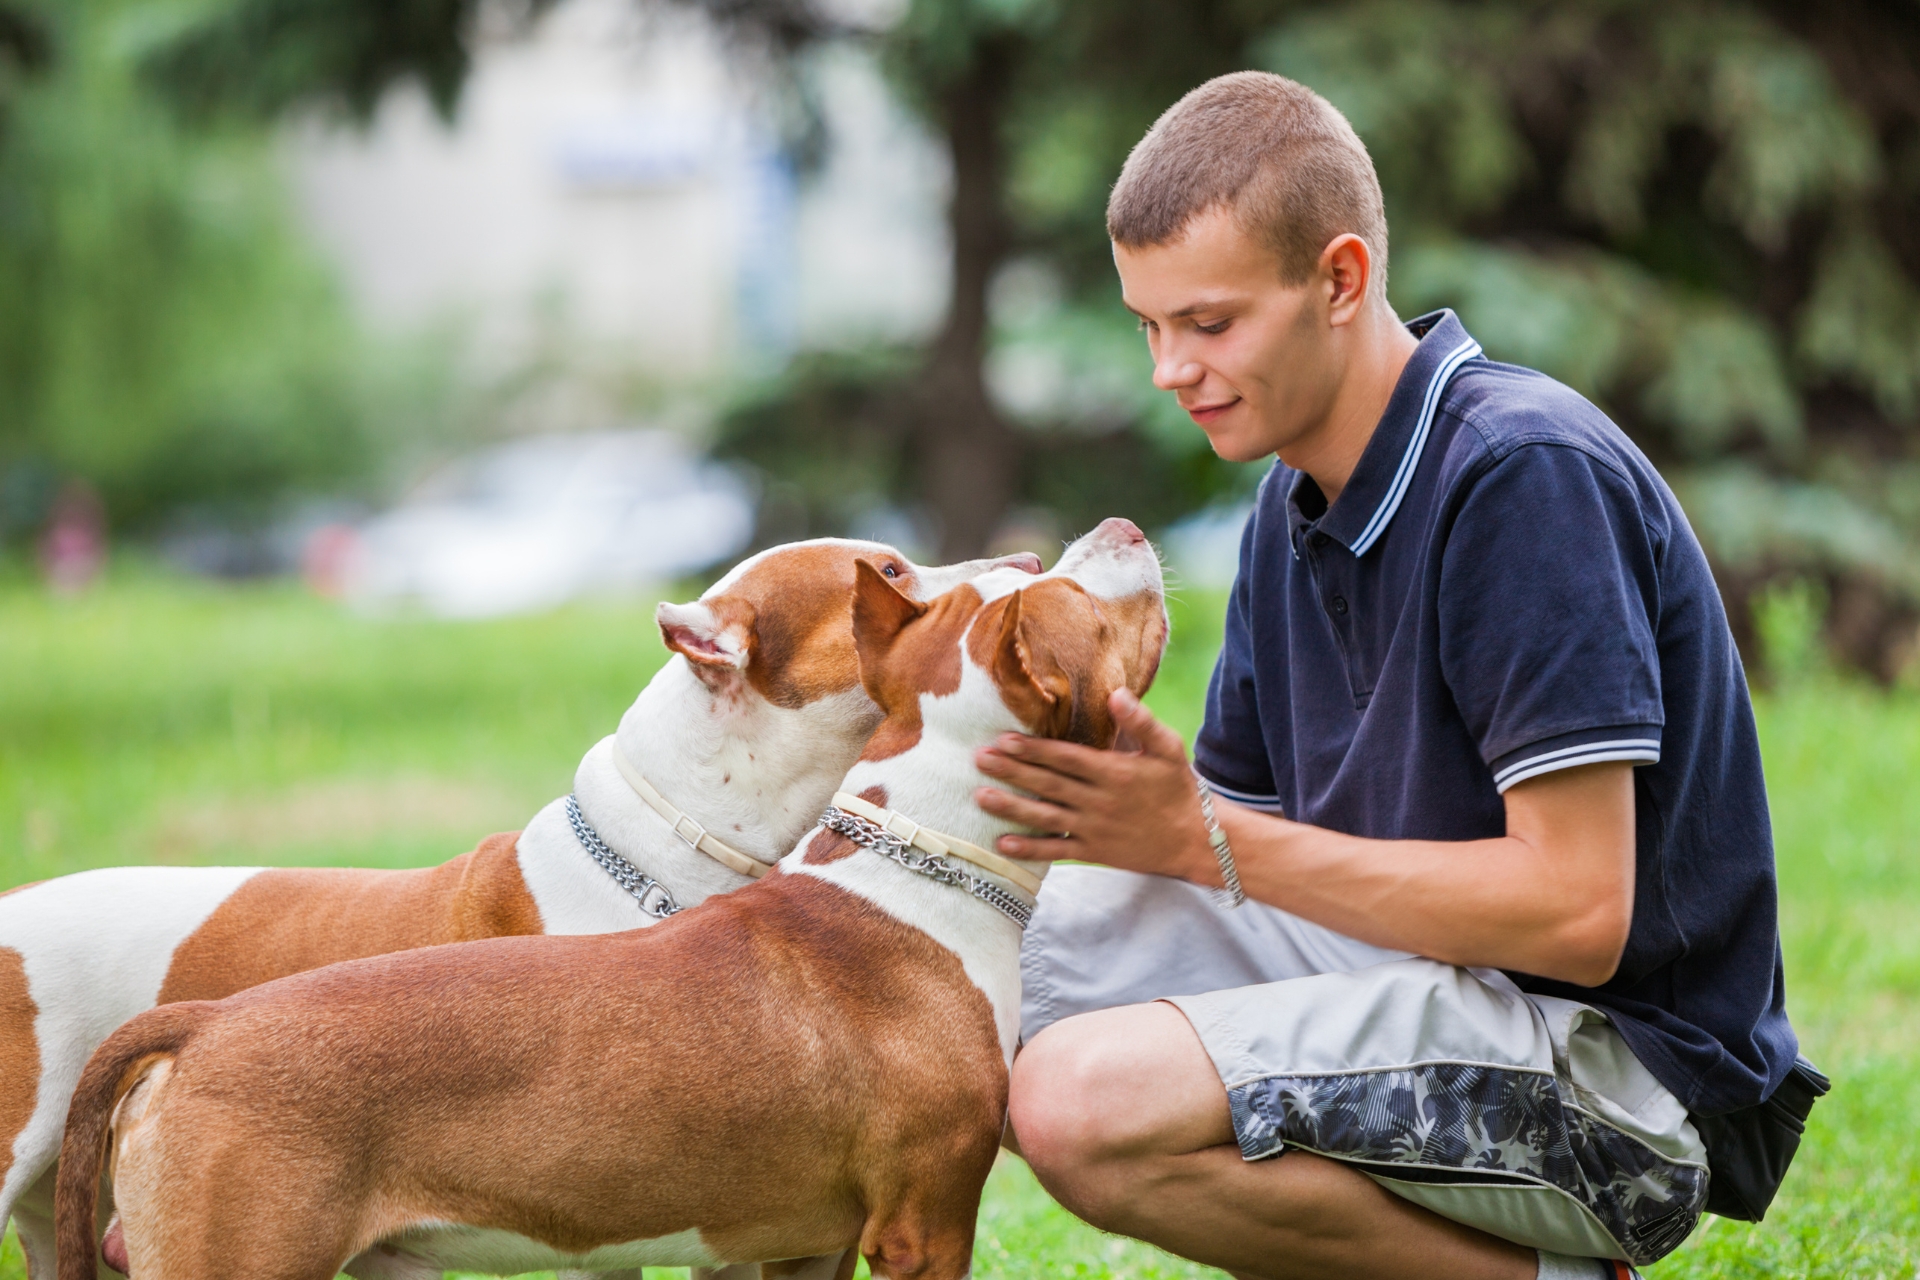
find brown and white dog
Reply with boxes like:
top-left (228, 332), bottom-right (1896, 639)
top-left (0, 538), bottom-right (1039, 1280)
top-left (56, 518), bottom-right (1166, 1280)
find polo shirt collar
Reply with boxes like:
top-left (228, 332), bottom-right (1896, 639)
top-left (1298, 309), bottom-right (1482, 556)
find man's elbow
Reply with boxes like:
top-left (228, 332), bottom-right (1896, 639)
top-left (1544, 901), bottom-right (1631, 988)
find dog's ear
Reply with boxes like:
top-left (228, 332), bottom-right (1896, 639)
top-left (851, 558), bottom-right (928, 684)
top-left (989, 590), bottom-right (1072, 738)
top-left (656, 599), bottom-right (752, 685)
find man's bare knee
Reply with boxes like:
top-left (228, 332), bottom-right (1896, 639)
top-left (1009, 1003), bottom-right (1231, 1214)
top-left (1008, 1018), bottom-right (1111, 1180)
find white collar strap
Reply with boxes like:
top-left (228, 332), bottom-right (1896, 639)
top-left (830, 791), bottom-right (1046, 897)
top-left (611, 743), bottom-right (778, 879)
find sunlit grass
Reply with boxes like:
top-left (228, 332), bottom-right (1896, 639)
top-left (0, 567), bottom-right (1912, 1276)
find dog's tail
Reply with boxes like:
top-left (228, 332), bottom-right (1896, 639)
top-left (56, 1001), bottom-right (212, 1280)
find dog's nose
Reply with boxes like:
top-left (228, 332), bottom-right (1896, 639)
top-left (997, 552), bottom-right (1044, 574)
top-left (1093, 517), bottom-right (1147, 546)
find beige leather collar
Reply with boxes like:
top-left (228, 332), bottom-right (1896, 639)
top-left (611, 744), bottom-right (778, 879)
top-left (831, 791), bottom-right (1045, 898)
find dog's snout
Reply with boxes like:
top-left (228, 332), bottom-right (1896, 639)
top-left (1093, 516), bottom-right (1146, 546)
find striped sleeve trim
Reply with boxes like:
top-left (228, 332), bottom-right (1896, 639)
top-left (1493, 737), bottom-right (1661, 792)
top-left (1194, 769), bottom-right (1285, 814)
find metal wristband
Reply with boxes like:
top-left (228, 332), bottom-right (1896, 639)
top-left (1193, 776), bottom-right (1245, 909)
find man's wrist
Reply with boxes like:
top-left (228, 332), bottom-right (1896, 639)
top-left (1193, 778), bottom-right (1245, 908)
top-left (1183, 782), bottom-right (1235, 887)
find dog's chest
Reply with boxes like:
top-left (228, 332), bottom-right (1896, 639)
top-left (784, 837), bottom-right (1026, 1062)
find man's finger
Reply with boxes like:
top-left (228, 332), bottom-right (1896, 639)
top-left (975, 749), bottom-right (1101, 804)
top-left (1110, 689), bottom-right (1188, 762)
top-left (974, 786), bottom-right (1075, 833)
top-left (994, 832), bottom-right (1078, 861)
top-left (984, 733), bottom-right (1117, 784)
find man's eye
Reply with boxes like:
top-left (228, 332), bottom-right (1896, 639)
top-left (1197, 319), bottom-right (1229, 335)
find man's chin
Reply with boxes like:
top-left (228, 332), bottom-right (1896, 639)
top-left (1201, 428), bottom-right (1282, 465)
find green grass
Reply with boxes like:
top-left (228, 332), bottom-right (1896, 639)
top-left (1, 568), bottom-right (1915, 1277)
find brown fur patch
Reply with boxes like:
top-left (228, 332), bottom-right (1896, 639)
top-left (721, 545), bottom-right (936, 710)
top-left (103, 873), bottom-right (1005, 1278)
top-left (965, 579), bottom-right (1140, 747)
top-left (156, 832), bottom-right (538, 1004)
top-left (803, 785), bottom-right (890, 867)
top-left (802, 828), bottom-right (857, 867)
top-left (0, 947), bottom-right (38, 1189)
top-left (853, 572), bottom-right (978, 761)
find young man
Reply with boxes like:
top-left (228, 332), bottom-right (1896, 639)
top-left (974, 72), bottom-right (1804, 1279)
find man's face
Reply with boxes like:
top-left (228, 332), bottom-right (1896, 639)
top-left (1115, 205), bottom-right (1343, 465)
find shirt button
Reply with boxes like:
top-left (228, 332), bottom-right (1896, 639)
top-left (1329, 595), bottom-right (1349, 616)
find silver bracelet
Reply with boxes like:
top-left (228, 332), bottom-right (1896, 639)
top-left (1194, 776), bottom-right (1245, 909)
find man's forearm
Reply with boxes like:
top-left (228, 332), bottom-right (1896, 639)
top-left (974, 694), bottom-right (1635, 989)
top-left (1207, 796), bottom-right (1632, 987)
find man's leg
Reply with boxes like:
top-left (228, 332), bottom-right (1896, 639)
top-left (1010, 1001), bottom-right (1535, 1280)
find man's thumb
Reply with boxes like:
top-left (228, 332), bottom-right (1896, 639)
top-left (1110, 688), bottom-right (1186, 760)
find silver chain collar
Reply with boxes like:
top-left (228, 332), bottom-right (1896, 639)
top-left (820, 806), bottom-right (1033, 929)
top-left (567, 794), bottom-right (681, 919)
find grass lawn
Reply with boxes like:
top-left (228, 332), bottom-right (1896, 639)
top-left (1, 565), bottom-right (1915, 1278)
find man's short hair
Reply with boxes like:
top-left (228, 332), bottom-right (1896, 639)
top-left (1108, 71), bottom-right (1390, 296)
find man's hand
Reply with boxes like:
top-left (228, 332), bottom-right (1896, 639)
top-left (974, 689), bottom-right (1219, 883)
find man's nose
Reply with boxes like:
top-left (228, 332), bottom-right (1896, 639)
top-left (1152, 351), bottom-right (1204, 391)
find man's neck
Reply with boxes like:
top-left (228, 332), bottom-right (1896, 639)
top-left (1283, 303), bottom-right (1419, 507)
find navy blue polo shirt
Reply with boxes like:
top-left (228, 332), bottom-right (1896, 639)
top-left (1194, 309), bottom-right (1796, 1117)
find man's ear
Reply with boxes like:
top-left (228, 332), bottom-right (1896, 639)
top-left (851, 559), bottom-right (927, 685)
top-left (656, 600), bottom-right (752, 685)
top-left (990, 591), bottom-right (1072, 738)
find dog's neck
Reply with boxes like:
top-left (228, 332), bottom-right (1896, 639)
top-left (787, 664), bottom-right (1054, 1060)
top-left (836, 680), bottom-right (1028, 856)
top-left (568, 655), bottom-right (881, 904)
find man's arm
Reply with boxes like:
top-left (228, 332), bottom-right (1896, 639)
top-left (975, 689), bottom-right (1635, 987)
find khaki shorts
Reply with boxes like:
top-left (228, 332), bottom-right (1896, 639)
top-left (1021, 866), bottom-right (1710, 1266)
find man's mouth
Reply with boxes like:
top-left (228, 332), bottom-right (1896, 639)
top-left (1183, 399), bottom-right (1238, 426)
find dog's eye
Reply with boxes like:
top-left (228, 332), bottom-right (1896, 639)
top-left (882, 563), bottom-right (899, 578)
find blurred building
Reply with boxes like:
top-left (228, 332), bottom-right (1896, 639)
top-left (284, 0), bottom-right (948, 375)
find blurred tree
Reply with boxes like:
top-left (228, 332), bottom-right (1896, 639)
top-left (0, 1), bottom-right (48, 83)
top-left (146, 0), bottom-right (483, 121)
top-left (0, 0), bottom-right (390, 542)
top-left (0, 0), bottom-right (49, 137)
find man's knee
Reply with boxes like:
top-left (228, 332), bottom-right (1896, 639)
top-left (1009, 1002), bottom-right (1232, 1212)
top-left (1008, 1017), bottom-right (1113, 1179)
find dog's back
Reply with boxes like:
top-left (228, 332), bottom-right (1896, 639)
top-left (64, 873), bottom-right (1007, 1280)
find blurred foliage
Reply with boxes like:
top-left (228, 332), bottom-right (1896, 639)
top-left (0, 0), bottom-right (420, 540)
top-left (145, 0), bottom-right (489, 122)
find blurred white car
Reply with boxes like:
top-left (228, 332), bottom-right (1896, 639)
top-left (319, 430), bottom-right (755, 618)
